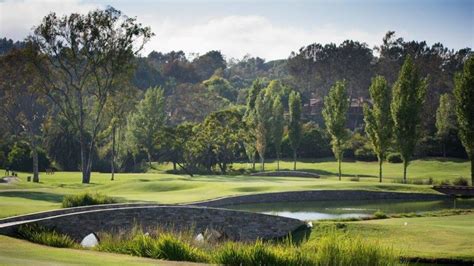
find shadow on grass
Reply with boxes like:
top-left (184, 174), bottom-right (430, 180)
top-left (0, 191), bottom-right (63, 203)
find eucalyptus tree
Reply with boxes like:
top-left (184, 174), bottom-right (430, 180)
top-left (435, 93), bottom-right (457, 157)
top-left (288, 91), bottom-right (302, 170)
top-left (0, 47), bottom-right (47, 182)
top-left (363, 76), bottom-right (392, 182)
top-left (28, 7), bottom-right (152, 183)
top-left (323, 80), bottom-right (349, 180)
top-left (453, 56), bottom-right (474, 184)
top-left (391, 55), bottom-right (428, 183)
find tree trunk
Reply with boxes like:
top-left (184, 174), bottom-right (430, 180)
top-left (276, 152), bottom-right (280, 171)
top-left (443, 142), bottom-right (446, 158)
top-left (111, 126), bottom-right (116, 181)
top-left (338, 158), bottom-right (342, 181)
top-left (471, 156), bottom-right (474, 186)
top-left (147, 151), bottom-right (152, 168)
top-left (80, 139), bottom-right (89, 183)
top-left (173, 162), bottom-right (177, 171)
top-left (379, 158), bottom-right (383, 183)
top-left (293, 150), bottom-right (297, 171)
top-left (260, 156), bottom-right (265, 171)
top-left (32, 146), bottom-right (39, 183)
top-left (403, 160), bottom-right (408, 184)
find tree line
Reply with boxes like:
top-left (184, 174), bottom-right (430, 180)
top-left (0, 7), bottom-right (473, 184)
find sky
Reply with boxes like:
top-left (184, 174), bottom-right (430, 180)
top-left (0, 0), bottom-right (473, 60)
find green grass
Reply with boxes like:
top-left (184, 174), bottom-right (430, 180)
top-left (96, 226), bottom-right (401, 265)
top-left (0, 235), bottom-right (203, 266)
top-left (313, 214), bottom-right (474, 261)
top-left (0, 158), bottom-right (470, 218)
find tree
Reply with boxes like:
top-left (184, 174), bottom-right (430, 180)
top-left (272, 96), bottom-right (284, 171)
top-left (454, 56), bottom-right (474, 184)
top-left (288, 91), bottom-right (302, 170)
top-left (243, 79), bottom-right (264, 170)
top-left (0, 47), bottom-right (47, 182)
top-left (126, 87), bottom-right (166, 166)
top-left (29, 7), bottom-right (152, 183)
top-left (254, 87), bottom-right (273, 171)
top-left (323, 80), bottom-right (349, 180)
top-left (391, 55), bottom-right (428, 183)
top-left (363, 76), bottom-right (393, 182)
top-left (435, 93), bottom-right (457, 157)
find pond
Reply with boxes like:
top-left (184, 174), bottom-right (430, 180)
top-left (223, 198), bottom-right (474, 220)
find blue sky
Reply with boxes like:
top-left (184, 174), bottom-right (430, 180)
top-left (1, 0), bottom-right (472, 60)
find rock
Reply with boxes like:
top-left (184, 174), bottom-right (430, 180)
top-left (80, 233), bottom-right (99, 248)
top-left (194, 233), bottom-right (204, 242)
top-left (203, 228), bottom-right (225, 242)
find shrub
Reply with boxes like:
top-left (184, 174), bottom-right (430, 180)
top-left (438, 179), bottom-right (451, 186)
top-left (62, 192), bottom-right (117, 208)
top-left (17, 224), bottom-right (77, 248)
top-left (452, 177), bottom-right (469, 186)
top-left (350, 176), bottom-right (360, 182)
top-left (373, 210), bottom-right (388, 219)
top-left (387, 153), bottom-right (403, 163)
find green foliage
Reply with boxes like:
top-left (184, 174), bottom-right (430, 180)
top-left (126, 87), bottom-right (165, 164)
top-left (254, 84), bottom-right (275, 170)
top-left (7, 141), bottom-right (50, 172)
top-left (97, 230), bottom-right (208, 262)
top-left (96, 227), bottom-right (401, 266)
top-left (17, 224), bottom-right (77, 248)
top-left (288, 91), bottom-right (302, 170)
top-left (387, 153), bottom-right (403, 163)
top-left (364, 75), bottom-right (392, 181)
top-left (436, 93), bottom-right (457, 140)
top-left (272, 96), bottom-right (285, 170)
top-left (203, 76), bottom-right (237, 102)
top-left (391, 55), bottom-right (428, 182)
top-left (373, 210), bottom-right (388, 219)
top-left (323, 80), bottom-right (349, 179)
top-left (452, 177), bottom-right (469, 186)
top-left (454, 56), bottom-right (474, 183)
top-left (61, 192), bottom-right (117, 208)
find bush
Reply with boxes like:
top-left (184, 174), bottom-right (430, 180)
top-left (62, 192), bottom-right (117, 208)
top-left (17, 224), bottom-right (77, 248)
top-left (7, 141), bottom-right (51, 172)
top-left (452, 177), bottom-right (469, 186)
top-left (438, 179), bottom-right (451, 186)
top-left (354, 146), bottom-right (377, 161)
top-left (373, 210), bottom-right (388, 219)
top-left (387, 153), bottom-right (403, 163)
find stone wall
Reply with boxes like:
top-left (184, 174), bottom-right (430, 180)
top-left (191, 190), bottom-right (449, 207)
top-left (0, 206), bottom-right (306, 242)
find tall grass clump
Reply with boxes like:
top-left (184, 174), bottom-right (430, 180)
top-left (17, 224), bottom-right (77, 248)
top-left (62, 192), bottom-right (117, 208)
top-left (311, 229), bottom-right (401, 266)
top-left (97, 229), bottom-right (208, 262)
top-left (94, 226), bottom-right (403, 265)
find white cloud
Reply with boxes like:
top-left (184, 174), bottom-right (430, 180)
top-left (0, 1), bottom-right (383, 60)
top-left (0, 0), bottom-right (99, 41)
top-left (144, 15), bottom-right (383, 60)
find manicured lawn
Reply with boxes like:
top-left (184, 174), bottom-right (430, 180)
top-left (0, 235), bottom-right (202, 266)
top-left (0, 158), bottom-right (470, 218)
top-left (312, 214), bottom-right (474, 261)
